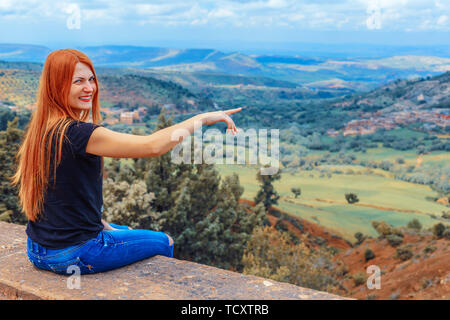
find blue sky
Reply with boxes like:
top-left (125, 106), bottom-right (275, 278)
top-left (1, 0), bottom-right (449, 51)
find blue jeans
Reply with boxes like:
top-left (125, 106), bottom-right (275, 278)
top-left (26, 224), bottom-right (174, 275)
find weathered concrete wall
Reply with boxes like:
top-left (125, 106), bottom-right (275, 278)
top-left (0, 221), bottom-right (350, 300)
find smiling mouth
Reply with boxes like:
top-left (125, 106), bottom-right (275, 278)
top-left (79, 96), bottom-right (92, 102)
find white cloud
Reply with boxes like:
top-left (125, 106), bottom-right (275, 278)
top-left (434, 1), bottom-right (446, 10)
top-left (437, 15), bottom-right (448, 26)
top-left (0, 0), bottom-right (14, 11)
top-left (135, 3), bottom-right (178, 16)
top-left (286, 13), bottom-right (305, 22)
top-left (208, 8), bottom-right (235, 18)
top-left (0, 0), bottom-right (448, 32)
top-left (266, 0), bottom-right (289, 9)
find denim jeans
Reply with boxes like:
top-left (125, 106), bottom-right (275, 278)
top-left (26, 224), bottom-right (174, 275)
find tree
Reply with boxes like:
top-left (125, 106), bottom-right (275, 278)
top-left (345, 193), bottom-right (359, 204)
top-left (143, 108), bottom-right (188, 213)
top-left (102, 178), bottom-right (161, 230)
top-left (194, 173), bottom-right (265, 271)
top-left (0, 117), bottom-right (26, 224)
top-left (407, 218), bottom-right (422, 231)
top-left (432, 223), bottom-right (446, 238)
top-left (364, 249), bottom-right (375, 262)
top-left (161, 179), bottom-right (191, 249)
top-left (162, 167), bottom-right (265, 271)
top-left (354, 232), bottom-right (367, 246)
top-left (162, 163), bottom-right (221, 260)
top-left (291, 187), bottom-right (301, 198)
top-left (104, 157), bottom-right (135, 184)
top-left (0, 107), bottom-right (16, 131)
top-left (130, 126), bottom-right (151, 181)
top-left (254, 165), bottom-right (281, 212)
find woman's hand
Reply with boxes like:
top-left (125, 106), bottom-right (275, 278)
top-left (197, 107), bottom-right (242, 135)
top-left (101, 219), bottom-right (118, 231)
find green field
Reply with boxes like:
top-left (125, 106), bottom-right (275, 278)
top-left (355, 147), bottom-right (449, 168)
top-left (215, 163), bottom-right (448, 241)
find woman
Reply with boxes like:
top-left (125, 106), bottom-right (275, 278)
top-left (10, 48), bottom-right (241, 275)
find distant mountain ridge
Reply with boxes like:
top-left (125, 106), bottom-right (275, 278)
top-left (0, 43), bottom-right (50, 63)
top-left (1, 43), bottom-right (449, 92)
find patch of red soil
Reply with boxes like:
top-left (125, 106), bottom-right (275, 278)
top-left (239, 199), bottom-right (450, 300)
top-left (336, 233), bottom-right (450, 300)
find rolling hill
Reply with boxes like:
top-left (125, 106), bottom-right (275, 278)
top-left (0, 61), bottom-right (214, 113)
top-left (1, 43), bottom-right (449, 93)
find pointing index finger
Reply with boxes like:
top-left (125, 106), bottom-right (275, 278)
top-left (224, 107), bottom-right (243, 115)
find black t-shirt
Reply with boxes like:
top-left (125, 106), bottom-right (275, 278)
top-left (26, 120), bottom-right (104, 249)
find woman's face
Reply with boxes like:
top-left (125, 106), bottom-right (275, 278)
top-left (69, 62), bottom-right (96, 117)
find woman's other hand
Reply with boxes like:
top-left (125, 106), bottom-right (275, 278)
top-left (101, 219), bottom-right (118, 231)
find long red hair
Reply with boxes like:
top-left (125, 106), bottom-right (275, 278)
top-left (10, 49), bottom-right (103, 222)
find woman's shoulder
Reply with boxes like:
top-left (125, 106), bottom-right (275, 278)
top-left (66, 119), bottom-right (103, 133)
top-left (63, 119), bottom-right (104, 157)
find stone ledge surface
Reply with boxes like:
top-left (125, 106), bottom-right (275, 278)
top-left (0, 221), bottom-right (350, 300)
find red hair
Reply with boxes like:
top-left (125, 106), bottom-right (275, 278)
top-left (10, 49), bottom-right (103, 222)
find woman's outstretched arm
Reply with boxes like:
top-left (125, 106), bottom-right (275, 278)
top-left (85, 107), bottom-right (242, 158)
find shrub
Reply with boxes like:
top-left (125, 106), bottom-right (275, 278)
top-left (389, 290), bottom-right (401, 300)
top-left (354, 232), bottom-right (367, 246)
top-left (352, 272), bottom-right (367, 287)
top-left (345, 193), bottom-right (359, 204)
top-left (407, 218), bottom-right (422, 231)
top-left (335, 262), bottom-right (349, 276)
top-left (275, 220), bottom-right (289, 232)
top-left (432, 223), bottom-right (446, 238)
top-left (366, 293), bottom-right (378, 300)
top-left (395, 246), bottom-right (413, 261)
top-left (386, 234), bottom-right (403, 247)
top-left (242, 226), bottom-right (340, 293)
top-left (372, 220), bottom-right (403, 238)
top-left (392, 227), bottom-right (404, 237)
top-left (422, 278), bottom-right (433, 289)
top-left (364, 249), bottom-right (375, 262)
top-left (443, 228), bottom-right (450, 240)
top-left (371, 220), bottom-right (393, 238)
top-left (423, 245), bottom-right (436, 254)
top-left (314, 236), bottom-right (327, 246)
top-left (270, 209), bottom-right (281, 218)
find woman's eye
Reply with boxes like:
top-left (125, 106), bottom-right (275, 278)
top-left (89, 77), bottom-right (95, 81)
